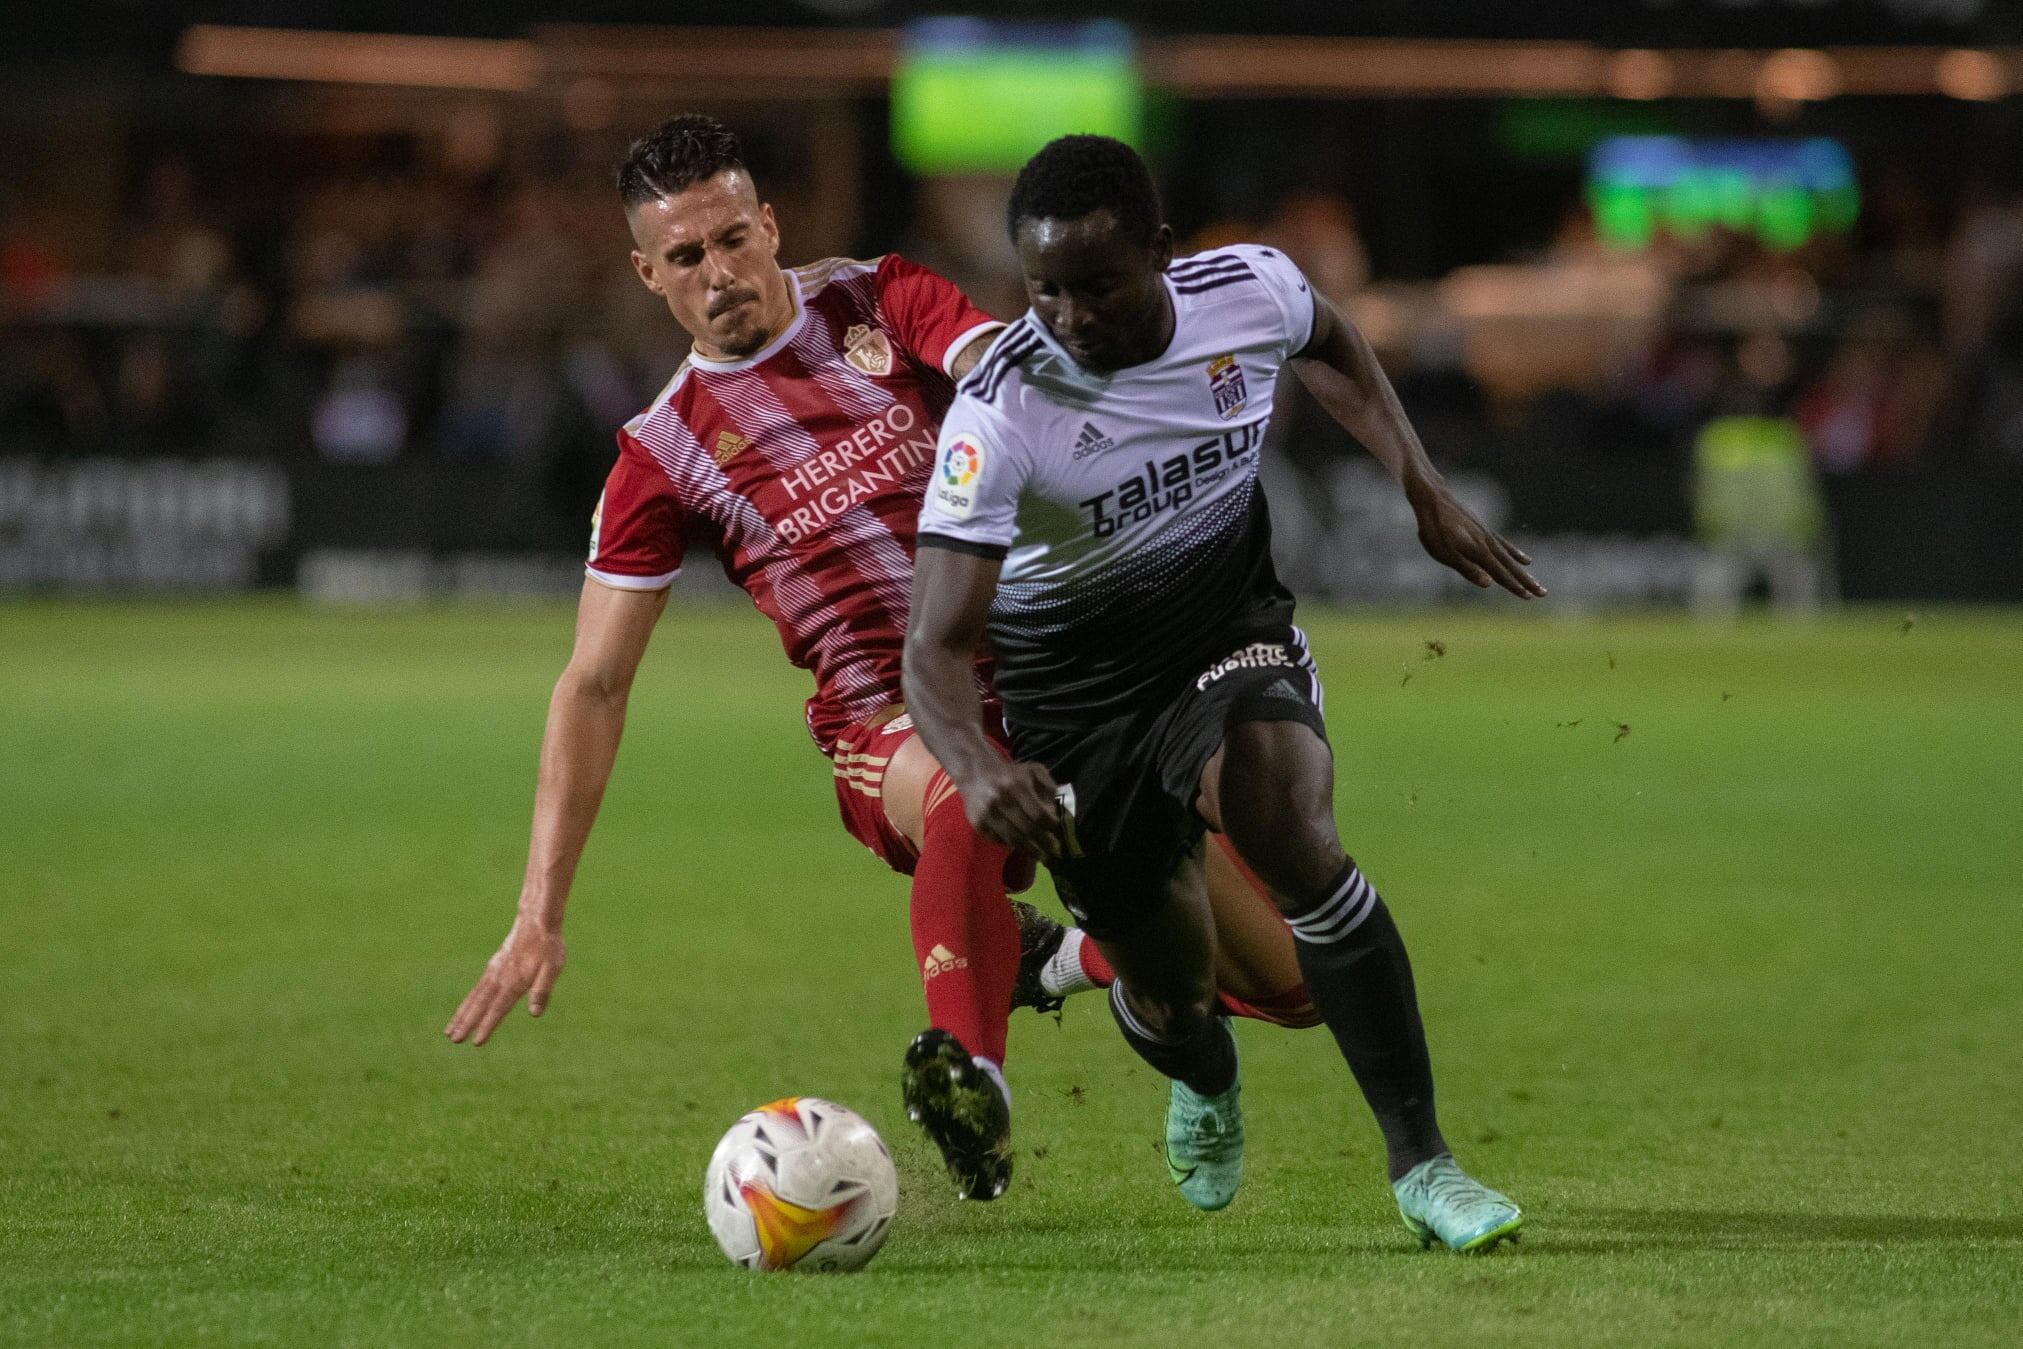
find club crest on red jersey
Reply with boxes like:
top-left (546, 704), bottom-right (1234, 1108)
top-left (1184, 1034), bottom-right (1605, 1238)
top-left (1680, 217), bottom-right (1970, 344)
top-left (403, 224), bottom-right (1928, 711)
top-left (1205, 353), bottom-right (1248, 420)
top-left (843, 324), bottom-right (894, 377)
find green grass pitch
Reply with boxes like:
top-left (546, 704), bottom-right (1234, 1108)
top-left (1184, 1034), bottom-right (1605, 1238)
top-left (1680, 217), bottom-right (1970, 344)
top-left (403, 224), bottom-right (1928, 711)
top-left (3, 601), bottom-right (2020, 1347)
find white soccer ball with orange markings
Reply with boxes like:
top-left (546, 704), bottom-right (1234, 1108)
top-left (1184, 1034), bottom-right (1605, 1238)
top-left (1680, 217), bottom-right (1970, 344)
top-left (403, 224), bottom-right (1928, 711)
top-left (703, 1096), bottom-right (899, 1272)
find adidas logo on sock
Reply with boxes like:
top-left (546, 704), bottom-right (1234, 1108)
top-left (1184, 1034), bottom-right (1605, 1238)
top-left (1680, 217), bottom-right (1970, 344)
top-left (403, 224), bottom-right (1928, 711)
top-left (923, 944), bottom-right (970, 979)
top-left (1071, 422), bottom-right (1116, 460)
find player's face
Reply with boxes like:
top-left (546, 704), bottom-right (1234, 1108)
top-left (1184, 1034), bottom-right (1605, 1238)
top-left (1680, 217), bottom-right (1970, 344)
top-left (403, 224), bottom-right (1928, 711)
top-left (1015, 210), bottom-right (1174, 374)
top-left (627, 170), bottom-right (790, 360)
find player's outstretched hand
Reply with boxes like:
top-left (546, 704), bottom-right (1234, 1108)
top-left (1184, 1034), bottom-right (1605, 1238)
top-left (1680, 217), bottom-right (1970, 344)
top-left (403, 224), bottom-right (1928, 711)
top-left (1410, 483), bottom-right (1547, 599)
top-left (963, 759), bottom-right (1067, 859)
top-left (445, 918), bottom-right (565, 1046)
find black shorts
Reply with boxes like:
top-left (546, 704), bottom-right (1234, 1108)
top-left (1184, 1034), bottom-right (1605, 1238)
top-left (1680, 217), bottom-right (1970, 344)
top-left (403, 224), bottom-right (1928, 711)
top-left (1009, 626), bottom-right (1328, 938)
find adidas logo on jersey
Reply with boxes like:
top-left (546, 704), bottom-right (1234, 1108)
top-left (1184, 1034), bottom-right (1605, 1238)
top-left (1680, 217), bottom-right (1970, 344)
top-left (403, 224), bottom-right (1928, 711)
top-left (713, 430), bottom-right (753, 464)
top-left (922, 944), bottom-right (969, 980)
top-left (1071, 422), bottom-right (1116, 460)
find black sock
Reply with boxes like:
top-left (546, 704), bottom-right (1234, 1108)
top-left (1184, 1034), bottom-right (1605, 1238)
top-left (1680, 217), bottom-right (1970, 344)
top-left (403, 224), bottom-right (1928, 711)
top-left (1287, 860), bottom-right (1448, 1181)
top-left (1108, 983), bottom-right (1238, 1097)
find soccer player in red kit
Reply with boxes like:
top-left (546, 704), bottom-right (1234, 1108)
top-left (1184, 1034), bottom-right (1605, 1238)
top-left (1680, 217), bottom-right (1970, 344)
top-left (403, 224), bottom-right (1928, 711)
top-left (445, 115), bottom-right (1313, 1199)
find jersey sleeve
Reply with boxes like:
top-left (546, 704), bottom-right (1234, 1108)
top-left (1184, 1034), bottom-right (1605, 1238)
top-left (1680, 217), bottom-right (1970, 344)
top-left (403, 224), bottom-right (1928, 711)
top-left (1232, 244), bottom-right (1318, 357)
top-left (916, 394), bottom-right (1030, 559)
top-left (587, 432), bottom-right (683, 590)
top-left (874, 253), bottom-right (1003, 377)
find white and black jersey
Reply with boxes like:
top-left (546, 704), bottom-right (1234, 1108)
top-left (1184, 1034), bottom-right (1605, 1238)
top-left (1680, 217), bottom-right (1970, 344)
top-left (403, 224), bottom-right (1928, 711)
top-left (918, 244), bottom-right (1318, 727)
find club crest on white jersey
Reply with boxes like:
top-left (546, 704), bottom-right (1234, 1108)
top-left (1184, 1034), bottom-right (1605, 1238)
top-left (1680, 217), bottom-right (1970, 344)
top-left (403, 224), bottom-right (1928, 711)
top-left (1206, 353), bottom-right (1248, 420)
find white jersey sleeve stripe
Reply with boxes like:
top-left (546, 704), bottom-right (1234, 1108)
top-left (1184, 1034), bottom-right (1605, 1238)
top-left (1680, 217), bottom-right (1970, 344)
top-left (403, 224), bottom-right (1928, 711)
top-left (586, 565), bottom-right (680, 591)
top-left (941, 320), bottom-right (1004, 377)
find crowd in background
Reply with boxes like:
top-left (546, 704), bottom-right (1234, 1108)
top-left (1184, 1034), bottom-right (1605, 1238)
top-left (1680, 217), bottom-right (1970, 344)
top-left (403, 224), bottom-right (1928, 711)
top-left (4, 115), bottom-right (2023, 579)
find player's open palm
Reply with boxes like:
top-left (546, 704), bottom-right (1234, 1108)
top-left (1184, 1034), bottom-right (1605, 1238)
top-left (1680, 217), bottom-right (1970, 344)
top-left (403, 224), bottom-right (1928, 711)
top-left (1412, 485), bottom-right (1546, 600)
top-left (446, 919), bottom-right (565, 1046)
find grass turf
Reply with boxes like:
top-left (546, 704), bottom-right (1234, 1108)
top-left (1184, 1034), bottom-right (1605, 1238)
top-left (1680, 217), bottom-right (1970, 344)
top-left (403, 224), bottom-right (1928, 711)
top-left (2, 601), bottom-right (2019, 1347)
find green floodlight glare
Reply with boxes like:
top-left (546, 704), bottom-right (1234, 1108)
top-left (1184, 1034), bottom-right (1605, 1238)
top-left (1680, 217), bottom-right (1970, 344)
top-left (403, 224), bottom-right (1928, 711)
top-left (1587, 137), bottom-right (1858, 252)
top-left (1588, 181), bottom-right (1656, 250)
top-left (892, 19), bottom-right (1144, 175)
top-left (1757, 184), bottom-right (1817, 253)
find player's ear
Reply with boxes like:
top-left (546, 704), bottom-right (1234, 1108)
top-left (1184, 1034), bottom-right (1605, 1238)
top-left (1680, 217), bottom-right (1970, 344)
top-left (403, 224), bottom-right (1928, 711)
top-left (1149, 224), bottom-right (1174, 273)
top-left (759, 202), bottom-right (780, 256)
top-left (630, 250), bottom-right (664, 297)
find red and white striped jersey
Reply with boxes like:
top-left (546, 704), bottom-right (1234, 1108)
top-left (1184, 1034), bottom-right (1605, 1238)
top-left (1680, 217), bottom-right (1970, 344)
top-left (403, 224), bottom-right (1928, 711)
top-left (589, 254), bottom-right (1000, 753)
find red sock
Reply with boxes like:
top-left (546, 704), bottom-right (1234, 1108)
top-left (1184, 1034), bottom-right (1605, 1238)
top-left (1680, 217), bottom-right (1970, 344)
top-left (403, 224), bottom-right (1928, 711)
top-left (1076, 936), bottom-right (1115, 986)
top-left (909, 773), bottom-right (1020, 1066)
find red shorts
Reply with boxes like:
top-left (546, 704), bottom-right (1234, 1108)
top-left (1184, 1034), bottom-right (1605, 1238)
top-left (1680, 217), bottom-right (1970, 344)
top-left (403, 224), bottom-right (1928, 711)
top-left (831, 705), bottom-right (1035, 893)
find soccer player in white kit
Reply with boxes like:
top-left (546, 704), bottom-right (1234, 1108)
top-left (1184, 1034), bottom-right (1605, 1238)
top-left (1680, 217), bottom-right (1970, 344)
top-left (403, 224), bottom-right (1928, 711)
top-left (902, 135), bottom-right (1543, 1250)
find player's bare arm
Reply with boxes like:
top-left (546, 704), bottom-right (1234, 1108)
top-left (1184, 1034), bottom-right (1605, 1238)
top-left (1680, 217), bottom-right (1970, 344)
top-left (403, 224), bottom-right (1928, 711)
top-left (445, 578), bottom-right (668, 1046)
top-left (948, 326), bottom-right (1003, 383)
top-left (901, 545), bottom-right (1064, 859)
top-left (1292, 293), bottom-right (1546, 599)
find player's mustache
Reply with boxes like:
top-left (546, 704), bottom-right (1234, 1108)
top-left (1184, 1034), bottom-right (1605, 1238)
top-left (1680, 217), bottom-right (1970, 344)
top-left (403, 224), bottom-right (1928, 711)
top-left (708, 289), bottom-right (759, 319)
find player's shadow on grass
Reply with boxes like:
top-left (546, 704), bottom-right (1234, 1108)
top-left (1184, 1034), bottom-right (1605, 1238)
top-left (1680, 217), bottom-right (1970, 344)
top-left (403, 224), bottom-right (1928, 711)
top-left (1544, 1207), bottom-right (2023, 1253)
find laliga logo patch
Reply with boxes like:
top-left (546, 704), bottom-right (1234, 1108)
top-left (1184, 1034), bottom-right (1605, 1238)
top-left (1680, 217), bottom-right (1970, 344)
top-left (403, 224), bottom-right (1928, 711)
top-left (843, 324), bottom-right (894, 377)
top-left (1206, 352), bottom-right (1248, 421)
top-left (933, 436), bottom-right (983, 518)
top-left (941, 438), bottom-right (980, 487)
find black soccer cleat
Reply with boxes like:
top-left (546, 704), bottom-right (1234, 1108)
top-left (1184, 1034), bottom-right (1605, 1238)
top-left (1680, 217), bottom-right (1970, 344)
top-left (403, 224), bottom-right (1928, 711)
top-left (1009, 900), bottom-right (1068, 1017)
top-left (901, 1028), bottom-right (1013, 1201)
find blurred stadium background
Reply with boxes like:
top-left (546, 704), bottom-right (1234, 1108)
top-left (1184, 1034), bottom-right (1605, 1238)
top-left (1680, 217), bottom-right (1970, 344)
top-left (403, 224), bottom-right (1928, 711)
top-left (6, 0), bottom-right (2023, 610)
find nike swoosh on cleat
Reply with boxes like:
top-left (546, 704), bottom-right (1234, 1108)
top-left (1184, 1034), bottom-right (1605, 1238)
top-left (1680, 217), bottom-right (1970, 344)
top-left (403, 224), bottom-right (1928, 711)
top-left (1168, 1163), bottom-right (1198, 1184)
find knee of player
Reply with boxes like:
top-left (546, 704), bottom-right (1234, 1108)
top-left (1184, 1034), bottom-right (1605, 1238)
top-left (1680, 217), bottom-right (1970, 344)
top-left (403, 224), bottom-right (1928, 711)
top-left (1134, 986), bottom-right (1219, 1044)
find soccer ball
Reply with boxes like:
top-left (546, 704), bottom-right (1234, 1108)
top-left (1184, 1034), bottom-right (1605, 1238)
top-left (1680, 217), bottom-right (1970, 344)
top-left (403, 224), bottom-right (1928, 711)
top-left (703, 1096), bottom-right (898, 1272)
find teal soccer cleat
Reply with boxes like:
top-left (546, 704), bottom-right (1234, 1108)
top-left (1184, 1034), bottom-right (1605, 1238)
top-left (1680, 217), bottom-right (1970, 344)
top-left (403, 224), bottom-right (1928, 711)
top-left (1392, 1155), bottom-right (1524, 1252)
top-left (1165, 1077), bottom-right (1244, 1211)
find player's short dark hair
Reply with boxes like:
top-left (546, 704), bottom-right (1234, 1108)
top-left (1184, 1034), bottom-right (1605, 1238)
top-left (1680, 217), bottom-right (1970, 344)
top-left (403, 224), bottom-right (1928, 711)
top-left (1006, 135), bottom-right (1161, 246)
top-left (617, 114), bottom-right (747, 209)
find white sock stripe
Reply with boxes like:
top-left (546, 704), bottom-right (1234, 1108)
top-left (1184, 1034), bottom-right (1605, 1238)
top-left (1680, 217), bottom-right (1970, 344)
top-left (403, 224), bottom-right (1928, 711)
top-left (1288, 869), bottom-right (1378, 942)
top-left (1108, 982), bottom-right (1144, 1038)
top-left (1302, 882), bottom-right (1378, 942)
top-left (1109, 981), bottom-right (1171, 1044)
top-left (1287, 867), bottom-right (1364, 934)
top-left (1294, 869), bottom-right (1375, 946)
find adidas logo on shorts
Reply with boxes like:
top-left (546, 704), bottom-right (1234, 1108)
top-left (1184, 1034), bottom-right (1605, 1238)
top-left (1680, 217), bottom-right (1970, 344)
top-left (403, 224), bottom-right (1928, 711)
top-left (1262, 677), bottom-right (1304, 701)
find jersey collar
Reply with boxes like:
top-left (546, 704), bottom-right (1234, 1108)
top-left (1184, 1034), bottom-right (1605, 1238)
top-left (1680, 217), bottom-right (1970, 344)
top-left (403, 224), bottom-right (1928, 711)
top-left (684, 268), bottom-right (808, 374)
